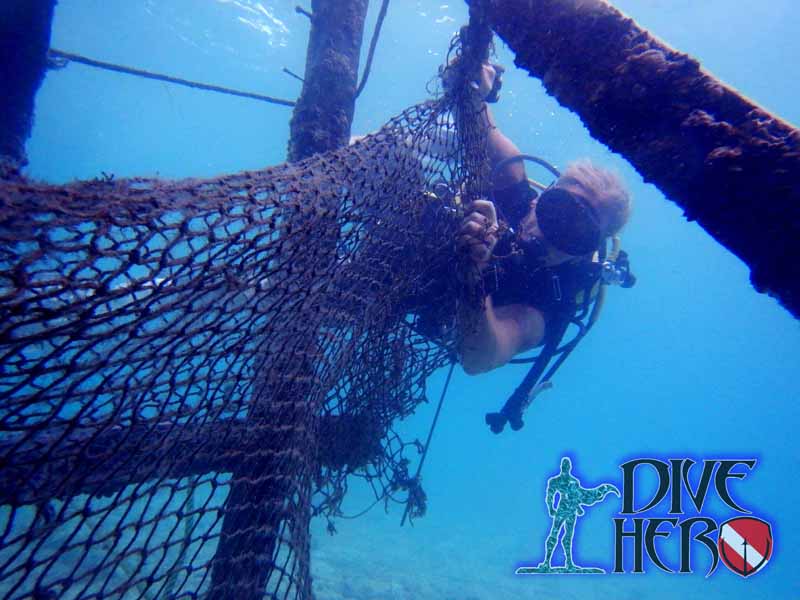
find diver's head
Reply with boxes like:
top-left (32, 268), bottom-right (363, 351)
top-left (520, 160), bottom-right (632, 266)
top-left (560, 457), bottom-right (572, 474)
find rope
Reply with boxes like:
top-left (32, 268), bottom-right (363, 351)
top-left (48, 49), bottom-right (296, 107)
top-left (295, 5), bottom-right (313, 20)
top-left (400, 360), bottom-right (456, 526)
top-left (282, 67), bottom-right (305, 83)
top-left (355, 0), bottom-right (390, 98)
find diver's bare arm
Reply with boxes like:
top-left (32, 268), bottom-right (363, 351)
top-left (452, 62), bottom-right (526, 187)
top-left (546, 482), bottom-right (556, 515)
top-left (458, 296), bottom-right (545, 375)
top-left (457, 200), bottom-right (545, 374)
top-left (477, 103), bottom-right (527, 189)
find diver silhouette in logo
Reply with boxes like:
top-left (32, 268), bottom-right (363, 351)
top-left (517, 457), bottom-right (619, 575)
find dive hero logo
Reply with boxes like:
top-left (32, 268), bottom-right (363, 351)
top-left (516, 457), bottom-right (773, 578)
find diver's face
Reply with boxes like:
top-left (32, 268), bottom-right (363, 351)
top-left (520, 208), bottom-right (571, 266)
top-left (519, 182), bottom-right (609, 265)
top-left (519, 200), bottom-right (574, 267)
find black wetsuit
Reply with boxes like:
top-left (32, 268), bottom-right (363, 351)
top-left (411, 180), bottom-right (597, 342)
top-left (489, 180), bottom-right (559, 314)
top-left (485, 180), bottom-right (600, 337)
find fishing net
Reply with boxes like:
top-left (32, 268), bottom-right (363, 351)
top-left (0, 23), bottom-right (493, 600)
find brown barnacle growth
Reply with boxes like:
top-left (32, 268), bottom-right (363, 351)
top-left (681, 109), bottom-right (736, 139)
top-left (706, 145), bottom-right (743, 168)
top-left (700, 76), bottom-right (726, 100)
top-left (628, 47), bottom-right (671, 76)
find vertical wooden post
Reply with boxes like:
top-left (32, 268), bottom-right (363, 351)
top-left (206, 351), bottom-right (320, 599)
top-left (0, 0), bottom-right (56, 178)
top-left (209, 2), bottom-right (369, 598)
top-left (288, 0), bottom-right (369, 162)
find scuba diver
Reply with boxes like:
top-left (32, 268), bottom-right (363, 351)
top-left (441, 61), bottom-right (636, 434)
top-left (456, 61), bottom-right (632, 375)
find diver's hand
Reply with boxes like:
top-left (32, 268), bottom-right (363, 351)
top-left (441, 60), bottom-right (504, 105)
top-left (470, 62), bottom-right (505, 106)
top-left (458, 199), bottom-right (498, 272)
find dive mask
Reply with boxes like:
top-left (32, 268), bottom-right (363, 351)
top-left (535, 187), bottom-right (604, 256)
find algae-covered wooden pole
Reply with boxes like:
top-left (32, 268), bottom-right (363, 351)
top-left (483, 0), bottom-right (800, 318)
top-left (209, 2), bottom-right (369, 598)
top-left (288, 0), bottom-right (369, 161)
top-left (0, 0), bottom-right (56, 178)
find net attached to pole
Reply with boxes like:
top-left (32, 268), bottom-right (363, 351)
top-left (0, 25), bottom-right (492, 600)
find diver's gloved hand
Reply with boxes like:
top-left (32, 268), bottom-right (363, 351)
top-left (458, 199), bottom-right (499, 273)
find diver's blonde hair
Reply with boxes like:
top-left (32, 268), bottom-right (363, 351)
top-left (556, 159), bottom-right (632, 236)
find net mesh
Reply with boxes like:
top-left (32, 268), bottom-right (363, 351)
top-left (0, 28), bottom-right (491, 600)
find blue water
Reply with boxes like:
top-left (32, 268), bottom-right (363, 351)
top-left (26, 1), bottom-right (800, 599)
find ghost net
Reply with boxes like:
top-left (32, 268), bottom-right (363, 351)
top-left (0, 21), bottom-right (493, 600)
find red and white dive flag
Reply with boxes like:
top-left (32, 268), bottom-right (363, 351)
top-left (718, 517), bottom-right (773, 577)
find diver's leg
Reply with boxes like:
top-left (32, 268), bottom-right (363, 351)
top-left (562, 516), bottom-right (577, 569)
top-left (539, 516), bottom-right (564, 568)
